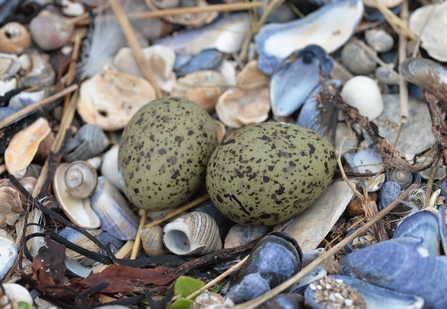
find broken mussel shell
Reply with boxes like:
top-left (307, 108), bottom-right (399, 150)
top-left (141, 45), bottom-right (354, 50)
top-left (64, 161), bottom-right (98, 199)
top-left (64, 124), bottom-right (110, 162)
top-left (163, 211), bottom-right (222, 256)
top-left (223, 232), bottom-right (302, 303)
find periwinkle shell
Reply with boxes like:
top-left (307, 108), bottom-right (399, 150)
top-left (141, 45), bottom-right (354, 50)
top-left (119, 97), bottom-right (218, 211)
top-left (206, 122), bottom-right (336, 226)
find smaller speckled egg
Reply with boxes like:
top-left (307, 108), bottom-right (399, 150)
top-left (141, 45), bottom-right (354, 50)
top-left (118, 97), bottom-right (218, 211)
top-left (206, 122), bottom-right (336, 226)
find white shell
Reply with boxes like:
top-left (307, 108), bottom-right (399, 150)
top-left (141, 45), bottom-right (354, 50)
top-left (61, 0), bottom-right (85, 16)
top-left (9, 88), bottom-right (46, 108)
top-left (54, 163), bottom-right (101, 229)
top-left (215, 87), bottom-right (270, 128)
top-left (163, 212), bottom-right (222, 256)
top-left (1, 283), bottom-right (33, 307)
top-left (341, 76), bottom-right (384, 120)
top-left (0, 235), bottom-right (18, 279)
top-left (141, 225), bottom-right (168, 256)
top-left (362, 0), bottom-right (404, 9)
top-left (224, 224), bottom-right (270, 248)
top-left (365, 29), bottom-right (394, 53)
top-left (77, 69), bottom-right (156, 131)
top-left (114, 45), bottom-right (176, 93)
top-left (101, 145), bottom-right (123, 191)
top-left (409, 1), bottom-right (447, 62)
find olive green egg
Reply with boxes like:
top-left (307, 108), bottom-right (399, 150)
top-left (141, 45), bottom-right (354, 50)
top-left (118, 97), bottom-right (218, 211)
top-left (206, 122), bottom-right (336, 226)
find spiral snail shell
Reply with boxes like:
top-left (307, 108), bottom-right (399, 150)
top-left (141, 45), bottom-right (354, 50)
top-left (64, 161), bottom-right (98, 199)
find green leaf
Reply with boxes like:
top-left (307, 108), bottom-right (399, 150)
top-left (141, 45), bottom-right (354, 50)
top-left (171, 297), bottom-right (194, 309)
top-left (174, 276), bottom-right (204, 297)
top-left (18, 302), bottom-right (36, 309)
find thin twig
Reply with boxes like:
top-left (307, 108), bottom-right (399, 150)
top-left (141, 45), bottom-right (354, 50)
top-left (130, 210), bottom-right (147, 260)
top-left (232, 184), bottom-right (419, 309)
top-left (109, 0), bottom-right (162, 98)
top-left (186, 256), bottom-right (249, 300)
top-left (398, 0), bottom-right (409, 124)
top-left (337, 137), bottom-right (364, 201)
top-left (0, 85), bottom-right (78, 130)
top-left (372, 0), bottom-right (417, 40)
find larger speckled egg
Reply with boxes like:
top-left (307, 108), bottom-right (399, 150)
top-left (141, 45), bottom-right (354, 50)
top-left (118, 97), bottom-right (218, 211)
top-left (206, 122), bottom-right (336, 226)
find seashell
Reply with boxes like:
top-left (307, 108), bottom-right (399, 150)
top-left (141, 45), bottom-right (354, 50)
top-left (9, 88), bottom-right (46, 108)
top-left (61, 0), bottom-right (85, 16)
top-left (236, 60), bottom-right (270, 90)
top-left (64, 161), bottom-right (98, 199)
top-left (0, 52), bottom-right (20, 80)
top-left (409, 1), bottom-right (447, 62)
top-left (414, 156), bottom-right (446, 180)
top-left (154, 13), bottom-right (250, 56)
top-left (114, 45), bottom-right (176, 92)
top-left (270, 45), bottom-right (333, 117)
top-left (365, 28), bottom-right (394, 53)
top-left (385, 168), bottom-right (413, 189)
top-left (0, 22), bottom-right (30, 55)
top-left (54, 163), bottom-right (101, 229)
top-left (215, 87), bottom-right (270, 128)
top-left (213, 119), bottom-right (226, 144)
top-left (393, 210), bottom-right (440, 257)
top-left (141, 225), bottom-right (169, 256)
top-left (1, 283), bottom-right (33, 308)
top-left (224, 224), bottom-right (271, 248)
top-left (257, 294), bottom-right (305, 309)
top-left (255, 0), bottom-right (363, 75)
top-left (224, 232), bottom-right (302, 303)
top-left (0, 107), bottom-right (20, 121)
top-left (0, 234), bottom-right (18, 279)
top-left (171, 70), bottom-right (226, 112)
top-left (86, 156), bottom-right (102, 170)
top-left (0, 78), bottom-right (17, 96)
top-left (305, 275), bottom-right (424, 309)
top-left (97, 231), bottom-right (124, 255)
top-left (341, 76), bottom-right (384, 120)
top-left (77, 69), bottom-right (156, 131)
top-left (194, 200), bottom-right (233, 238)
top-left (190, 292), bottom-right (233, 309)
top-left (377, 181), bottom-right (401, 211)
top-left (341, 237), bottom-right (447, 308)
top-left (163, 212), bottom-right (222, 256)
top-left (29, 10), bottom-right (74, 51)
top-left (174, 49), bottom-right (224, 77)
top-left (0, 179), bottom-right (24, 213)
top-left (289, 266), bottom-right (327, 294)
top-left (101, 145), bottom-right (122, 191)
top-left (400, 58), bottom-right (447, 103)
top-left (362, 0), bottom-right (404, 8)
top-left (19, 50), bottom-right (55, 88)
top-left (90, 176), bottom-right (139, 240)
top-left (375, 64), bottom-right (399, 85)
top-left (18, 176), bottom-right (37, 194)
top-left (335, 122), bottom-right (358, 155)
top-left (145, 0), bottom-right (217, 28)
top-left (64, 124), bottom-right (110, 162)
top-left (5, 117), bottom-right (51, 179)
top-left (341, 40), bottom-right (377, 75)
top-left (344, 144), bottom-right (385, 192)
top-left (59, 227), bottom-right (102, 261)
top-left (216, 60), bottom-right (237, 87)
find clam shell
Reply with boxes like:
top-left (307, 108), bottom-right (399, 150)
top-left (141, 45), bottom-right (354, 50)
top-left (145, 0), bottom-right (217, 28)
top-left (101, 145), bottom-right (123, 191)
top-left (171, 70), bottom-right (226, 112)
top-left (77, 69), bottom-right (156, 131)
top-left (19, 50), bottom-right (55, 88)
top-left (341, 40), bottom-right (377, 75)
top-left (255, 0), bottom-right (363, 75)
top-left (0, 235), bottom-right (18, 279)
top-left (215, 87), bottom-right (270, 128)
top-left (64, 124), bottom-right (110, 162)
top-left (154, 13), bottom-right (250, 55)
top-left (236, 60), bottom-right (270, 90)
top-left (5, 117), bottom-right (51, 179)
top-left (54, 163), bottom-right (101, 229)
top-left (163, 212), bottom-right (222, 256)
top-left (365, 28), bottom-right (394, 53)
top-left (64, 161), bottom-right (98, 199)
top-left (9, 88), bottom-right (46, 108)
top-left (363, 0), bottom-right (404, 8)
top-left (1, 283), bottom-right (33, 307)
top-left (114, 45), bottom-right (176, 92)
top-left (141, 225), bottom-right (169, 256)
top-left (0, 52), bottom-right (20, 80)
top-left (341, 76), bottom-right (384, 120)
top-left (90, 176), bottom-right (138, 240)
top-left (409, 1), bottom-right (447, 62)
top-left (213, 119), bottom-right (226, 144)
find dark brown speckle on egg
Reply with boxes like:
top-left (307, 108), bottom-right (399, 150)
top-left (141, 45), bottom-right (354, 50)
top-left (206, 122), bottom-right (336, 226)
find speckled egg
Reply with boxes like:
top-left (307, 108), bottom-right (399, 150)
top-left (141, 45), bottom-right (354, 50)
top-left (118, 97), bottom-right (218, 211)
top-left (206, 122), bottom-right (336, 226)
